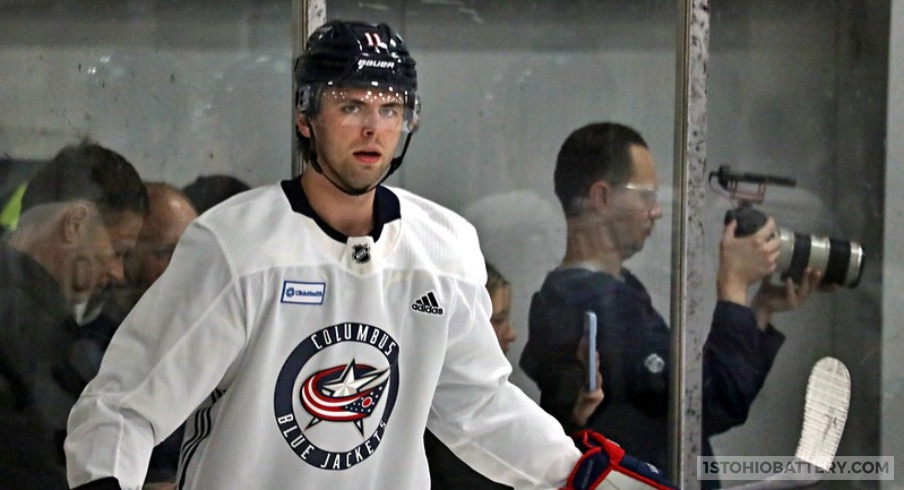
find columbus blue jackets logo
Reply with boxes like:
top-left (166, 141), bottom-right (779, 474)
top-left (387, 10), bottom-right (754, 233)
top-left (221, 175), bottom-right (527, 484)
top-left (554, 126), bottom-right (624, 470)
top-left (274, 322), bottom-right (399, 470)
top-left (300, 361), bottom-right (389, 436)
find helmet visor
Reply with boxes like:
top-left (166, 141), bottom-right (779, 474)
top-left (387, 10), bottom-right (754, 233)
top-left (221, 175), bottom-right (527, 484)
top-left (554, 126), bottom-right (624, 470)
top-left (309, 85), bottom-right (419, 134)
top-left (321, 87), bottom-right (404, 130)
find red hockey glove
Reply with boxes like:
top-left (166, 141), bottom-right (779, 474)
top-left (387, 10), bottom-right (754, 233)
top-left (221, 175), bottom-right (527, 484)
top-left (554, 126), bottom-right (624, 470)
top-left (562, 429), bottom-right (679, 490)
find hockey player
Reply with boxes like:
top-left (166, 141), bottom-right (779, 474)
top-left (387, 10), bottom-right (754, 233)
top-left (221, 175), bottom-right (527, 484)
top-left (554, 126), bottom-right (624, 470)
top-left (65, 20), bottom-right (677, 489)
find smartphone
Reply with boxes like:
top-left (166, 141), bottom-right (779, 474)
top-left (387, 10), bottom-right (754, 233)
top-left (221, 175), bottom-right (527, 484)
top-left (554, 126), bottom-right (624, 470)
top-left (584, 311), bottom-right (597, 391)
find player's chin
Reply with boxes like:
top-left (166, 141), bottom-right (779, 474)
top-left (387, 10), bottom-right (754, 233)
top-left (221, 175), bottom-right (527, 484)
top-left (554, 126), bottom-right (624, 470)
top-left (347, 182), bottom-right (380, 194)
top-left (346, 167), bottom-right (386, 186)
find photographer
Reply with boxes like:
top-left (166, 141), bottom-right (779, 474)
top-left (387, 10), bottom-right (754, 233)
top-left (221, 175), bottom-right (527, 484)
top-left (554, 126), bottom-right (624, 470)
top-left (520, 122), bottom-right (823, 488)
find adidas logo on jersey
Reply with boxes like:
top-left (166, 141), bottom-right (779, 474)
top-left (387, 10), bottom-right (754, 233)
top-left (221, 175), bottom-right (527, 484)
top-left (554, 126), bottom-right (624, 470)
top-left (411, 291), bottom-right (444, 315)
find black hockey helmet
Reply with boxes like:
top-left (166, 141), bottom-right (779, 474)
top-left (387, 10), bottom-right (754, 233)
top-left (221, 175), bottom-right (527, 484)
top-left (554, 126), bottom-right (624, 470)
top-left (294, 20), bottom-right (420, 180)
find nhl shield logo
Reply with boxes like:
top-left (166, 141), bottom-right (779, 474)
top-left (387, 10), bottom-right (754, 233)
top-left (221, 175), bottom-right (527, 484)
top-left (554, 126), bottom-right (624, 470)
top-left (352, 244), bottom-right (371, 264)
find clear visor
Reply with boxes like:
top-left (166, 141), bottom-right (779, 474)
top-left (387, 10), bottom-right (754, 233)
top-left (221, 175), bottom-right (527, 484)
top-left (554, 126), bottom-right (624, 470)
top-left (318, 86), bottom-right (418, 132)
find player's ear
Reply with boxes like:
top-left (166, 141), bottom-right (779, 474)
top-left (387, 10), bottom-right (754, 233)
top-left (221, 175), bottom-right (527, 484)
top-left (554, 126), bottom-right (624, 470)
top-left (296, 110), bottom-right (312, 138)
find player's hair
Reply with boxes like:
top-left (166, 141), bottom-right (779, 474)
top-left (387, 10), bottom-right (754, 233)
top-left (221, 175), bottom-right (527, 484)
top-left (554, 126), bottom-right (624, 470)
top-left (554, 122), bottom-right (648, 217)
top-left (20, 140), bottom-right (149, 225)
top-left (485, 261), bottom-right (510, 297)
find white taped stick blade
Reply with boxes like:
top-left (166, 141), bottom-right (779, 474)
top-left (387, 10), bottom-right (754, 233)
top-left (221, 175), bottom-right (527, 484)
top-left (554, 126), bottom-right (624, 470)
top-left (794, 357), bottom-right (851, 471)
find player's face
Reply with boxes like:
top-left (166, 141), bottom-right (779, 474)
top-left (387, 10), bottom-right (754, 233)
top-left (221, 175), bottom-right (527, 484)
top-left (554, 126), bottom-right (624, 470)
top-left (607, 145), bottom-right (663, 259)
top-left (304, 86), bottom-right (405, 194)
top-left (489, 284), bottom-right (516, 354)
top-left (69, 209), bottom-right (144, 303)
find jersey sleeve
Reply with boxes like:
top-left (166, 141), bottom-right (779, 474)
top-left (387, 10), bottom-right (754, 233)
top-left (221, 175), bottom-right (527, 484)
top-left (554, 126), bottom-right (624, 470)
top-left (65, 222), bottom-right (248, 489)
top-left (426, 275), bottom-right (581, 489)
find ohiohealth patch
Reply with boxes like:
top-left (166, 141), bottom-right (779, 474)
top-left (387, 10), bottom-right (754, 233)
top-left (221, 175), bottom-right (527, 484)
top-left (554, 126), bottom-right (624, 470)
top-left (281, 281), bottom-right (326, 305)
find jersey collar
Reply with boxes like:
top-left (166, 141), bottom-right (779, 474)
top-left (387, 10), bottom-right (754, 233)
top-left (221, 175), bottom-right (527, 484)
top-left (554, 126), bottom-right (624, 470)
top-left (280, 179), bottom-right (401, 243)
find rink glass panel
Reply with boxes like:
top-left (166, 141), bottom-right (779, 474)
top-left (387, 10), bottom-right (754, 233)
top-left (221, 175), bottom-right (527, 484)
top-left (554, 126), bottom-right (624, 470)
top-left (0, 1), bottom-right (897, 488)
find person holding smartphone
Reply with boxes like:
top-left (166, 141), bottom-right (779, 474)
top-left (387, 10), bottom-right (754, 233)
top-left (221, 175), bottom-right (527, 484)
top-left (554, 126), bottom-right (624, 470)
top-left (520, 122), bottom-right (822, 488)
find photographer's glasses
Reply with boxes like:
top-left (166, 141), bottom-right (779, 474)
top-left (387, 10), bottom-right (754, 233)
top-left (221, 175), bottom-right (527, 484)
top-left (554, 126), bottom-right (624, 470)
top-left (620, 183), bottom-right (660, 208)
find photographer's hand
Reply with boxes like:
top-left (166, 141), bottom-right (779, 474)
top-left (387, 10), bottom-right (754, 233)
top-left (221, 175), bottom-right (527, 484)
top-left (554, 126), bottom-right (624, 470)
top-left (750, 268), bottom-right (823, 330)
top-left (717, 218), bottom-right (781, 306)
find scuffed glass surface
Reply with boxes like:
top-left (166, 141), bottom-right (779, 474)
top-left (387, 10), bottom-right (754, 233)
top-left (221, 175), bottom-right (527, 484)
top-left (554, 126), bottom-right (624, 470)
top-left (328, 0), bottom-right (679, 402)
top-left (1, 0), bottom-right (895, 487)
top-left (0, 0), bottom-right (294, 189)
top-left (0, 1), bottom-right (294, 484)
top-left (707, 2), bottom-right (887, 488)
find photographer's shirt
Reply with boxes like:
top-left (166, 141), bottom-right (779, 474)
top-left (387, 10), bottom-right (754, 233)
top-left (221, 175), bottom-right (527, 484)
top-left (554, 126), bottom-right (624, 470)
top-left (520, 267), bottom-right (785, 479)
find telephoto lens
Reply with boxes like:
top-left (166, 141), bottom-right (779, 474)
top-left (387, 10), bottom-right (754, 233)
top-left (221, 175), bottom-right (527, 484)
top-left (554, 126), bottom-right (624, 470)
top-left (725, 206), bottom-right (865, 288)
top-left (774, 229), bottom-right (865, 288)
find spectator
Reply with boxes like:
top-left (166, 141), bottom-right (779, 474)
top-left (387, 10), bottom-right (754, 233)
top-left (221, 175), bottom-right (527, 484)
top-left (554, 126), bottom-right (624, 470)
top-left (0, 140), bottom-right (147, 488)
top-left (75, 182), bottom-right (198, 487)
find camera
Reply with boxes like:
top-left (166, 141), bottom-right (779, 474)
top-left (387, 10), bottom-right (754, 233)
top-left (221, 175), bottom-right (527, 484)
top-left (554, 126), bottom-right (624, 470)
top-left (711, 166), bottom-right (865, 288)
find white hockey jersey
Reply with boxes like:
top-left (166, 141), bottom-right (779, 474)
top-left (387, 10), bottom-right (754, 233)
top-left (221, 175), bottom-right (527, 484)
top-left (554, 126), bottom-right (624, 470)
top-left (65, 181), bottom-right (582, 489)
